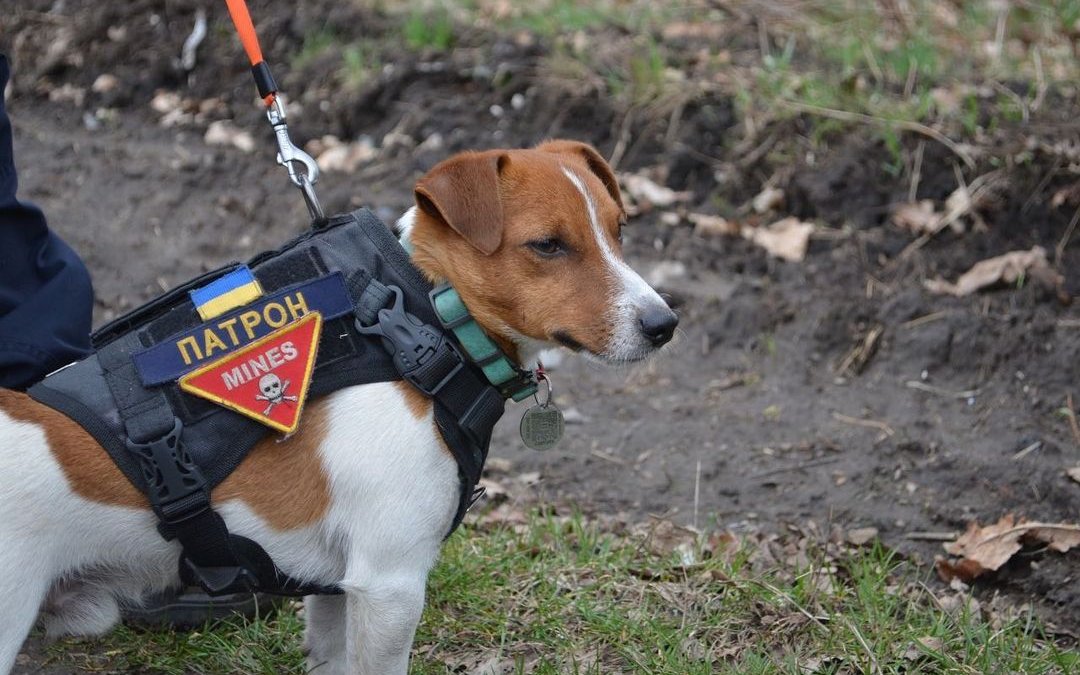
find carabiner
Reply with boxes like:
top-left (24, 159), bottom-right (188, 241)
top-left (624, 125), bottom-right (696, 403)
top-left (265, 97), bottom-right (323, 221)
top-left (266, 97), bottom-right (320, 189)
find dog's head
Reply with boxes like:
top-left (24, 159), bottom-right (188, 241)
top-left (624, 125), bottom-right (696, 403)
top-left (406, 139), bottom-right (677, 364)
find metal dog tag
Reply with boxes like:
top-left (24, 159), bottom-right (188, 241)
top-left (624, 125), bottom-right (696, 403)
top-left (519, 403), bottom-right (564, 451)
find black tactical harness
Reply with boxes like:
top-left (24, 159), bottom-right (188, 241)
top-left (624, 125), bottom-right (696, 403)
top-left (28, 209), bottom-right (533, 597)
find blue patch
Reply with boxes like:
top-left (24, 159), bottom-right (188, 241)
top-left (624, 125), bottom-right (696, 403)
top-left (134, 273), bottom-right (353, 385)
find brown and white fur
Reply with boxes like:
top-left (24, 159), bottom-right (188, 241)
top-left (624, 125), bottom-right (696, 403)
top-left (0, 140), bottom-right (677, 675)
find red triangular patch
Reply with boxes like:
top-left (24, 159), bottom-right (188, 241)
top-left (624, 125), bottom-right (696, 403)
top-left (180, 312), bottom-right (322, 434)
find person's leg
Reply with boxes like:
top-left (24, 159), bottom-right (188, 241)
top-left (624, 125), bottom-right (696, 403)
top-left (0, 54), bottom-right (93, 390)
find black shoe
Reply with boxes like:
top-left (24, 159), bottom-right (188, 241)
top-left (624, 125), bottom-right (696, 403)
top-left (121, 588), bottom-right (281, 629)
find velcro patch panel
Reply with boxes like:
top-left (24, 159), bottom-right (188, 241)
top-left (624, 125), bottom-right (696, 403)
top-left (134, 273), bottom-right (352, 385)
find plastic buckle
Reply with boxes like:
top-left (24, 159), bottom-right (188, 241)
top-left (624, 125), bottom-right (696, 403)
top-left (428, 284), bottom-right (471, 329)
top-left (355, 285), bottom-right (464, 396)
top-left (125, 417), bottom-right (210, 527)
top-left (408, 340), bottom-right (465, 397)
top-left (180, 559), bottom-right (259, 596)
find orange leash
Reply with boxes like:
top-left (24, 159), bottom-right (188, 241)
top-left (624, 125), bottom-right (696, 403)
top-left (222, 0), bottom-right (323, 221)
top-left (224, 0), bottom-right (264, 66)
top-left (223, 0), bottom-right (276, 106)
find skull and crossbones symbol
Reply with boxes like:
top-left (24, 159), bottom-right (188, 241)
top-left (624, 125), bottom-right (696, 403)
top-left (255, 373), bottom-right (298, 415)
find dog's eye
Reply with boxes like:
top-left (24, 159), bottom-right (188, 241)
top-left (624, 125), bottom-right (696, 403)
top-left (527, 238), bottom-right (566, 258)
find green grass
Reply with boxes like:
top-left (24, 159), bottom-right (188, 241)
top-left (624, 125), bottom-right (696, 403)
top-left (288, 0), bottom-right (1077, 173)
top-left (40, 609), bottom-right (306, 674)
top-left (403, 8), bottom-right (456, 52)
top-left (512, 0), bottom-right (615, 37)
top-left (41, 510), bottom-right (1078, 673)
top-left (727, 0), bottom-right (1077, 158)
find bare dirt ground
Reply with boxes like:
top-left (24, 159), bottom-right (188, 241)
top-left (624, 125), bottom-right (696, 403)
top-left (5, 1), bottom-right (1080, 668)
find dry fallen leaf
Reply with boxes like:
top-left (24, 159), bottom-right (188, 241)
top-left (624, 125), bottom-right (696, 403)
top-left (150, 90), bottom-right (181, 114)
top-left (641, 518), bottom-right (700, 561)
top-left (940, 183), bottom-right (972, 233)
top-left (917, 635), bottom-right (944, 652)
top-left (659, 211), bottom-right (681, 227)
top-left (1027, 525), bottom-right (1080, 553)
top-left (892, 200), bottom-right (940, 234)
top-left (743, 217), bottom-right (814, 262)
top-left (799, 655), bottom-right (842, 674)
top-left (943, 513), bottom-right (1026, 574)
top-left (752, 185), bottom-right (784, 213)
top-left (930, 86), bottom-right (964, 115)
top-left (48, 83), bottom-right (85, 106)
top-left (474, 502), bottom-right (528, 527)
top-left (846, 527), bottom-right (879, 546)
top-left (516, 471), bottom-right (541, 486)
top-left (91, 73), bottom-right (119, 94)
top-left (484, 457), bottom-right (513, 474)
top-left (924, 246), bottom-right (1065, 297)
top-left (204, 120), bottom-right (255, 153)
top-left (689, 212), bottom-right (740, 237)
top-left (469, 655), bottom-right (515, 675)
top-left (904, 635), bottom-right (945, 660)
top-left (476, 477), bottom-right (509, 501)
top-left (935, 556), bottom-right (986, 583)
top-left (1051, 181), bottom-right (1080, 208)
top-left (645, 260), bottom-right (687, 288)
top-left (619, 173), bottom-right (692, 212)
top-left (936, 513), bottom-right (1080, 582)
top-left (313, 135), bottom-right (377, 173)
top-left (440, 651), bottom-right (516, 675)
top-left (661, 21), bottom-right (726, 41)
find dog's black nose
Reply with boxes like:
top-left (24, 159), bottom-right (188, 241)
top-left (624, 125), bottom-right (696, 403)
top-left (640, 306), bottom-right (678, 346)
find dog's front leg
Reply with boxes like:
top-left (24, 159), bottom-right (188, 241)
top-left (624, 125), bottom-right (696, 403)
top-left (303, 594), bottom-right (347, 674)
top-left (342, 573), bottom-right (428, 675)
top-left (0, 553), bottom-right (50, 674)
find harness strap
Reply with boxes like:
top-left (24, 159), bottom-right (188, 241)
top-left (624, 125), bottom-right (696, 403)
top-left (99, 332), bottom-right (340, 597)
top-left (347, 271), bottom-right (395, 327)
top-left (349, 274), bottom-right (506, 534)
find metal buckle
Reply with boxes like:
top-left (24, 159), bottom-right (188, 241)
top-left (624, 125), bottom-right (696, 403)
top-left (266, 97), bottom-right (324, 222)
top-left (497, 372), bottom-right (538, 402)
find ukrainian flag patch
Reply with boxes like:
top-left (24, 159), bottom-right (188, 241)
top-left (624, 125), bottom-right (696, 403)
top-left (190, 265), bottom-right (264, 321)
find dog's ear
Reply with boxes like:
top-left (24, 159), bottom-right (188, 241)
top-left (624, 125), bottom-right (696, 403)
top-left (414, 151), bottom-right (507, 255)
top-left (535, 139), bottom-right (624, 213)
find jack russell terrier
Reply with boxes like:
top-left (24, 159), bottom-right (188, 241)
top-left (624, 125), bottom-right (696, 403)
top-left (0, 139), bottom-right (677, 674)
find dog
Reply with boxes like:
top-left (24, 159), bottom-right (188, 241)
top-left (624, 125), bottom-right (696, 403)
top-left (0, 139), bottom-right (677, 674)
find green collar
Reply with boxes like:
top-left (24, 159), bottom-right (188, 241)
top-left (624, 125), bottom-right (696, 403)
top-left (400, 231), bottom-right (537, 402)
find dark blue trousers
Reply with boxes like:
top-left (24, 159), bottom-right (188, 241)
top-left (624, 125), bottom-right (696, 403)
top-left (0, 55), bottom-right (93, 389)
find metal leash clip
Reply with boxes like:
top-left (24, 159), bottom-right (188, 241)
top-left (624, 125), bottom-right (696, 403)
top-left (225, 0), bottom-right (327, 224)
top-left (265, 97), bottom-right (323, 222)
